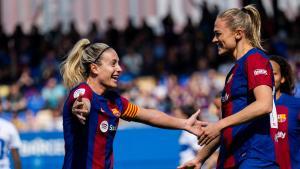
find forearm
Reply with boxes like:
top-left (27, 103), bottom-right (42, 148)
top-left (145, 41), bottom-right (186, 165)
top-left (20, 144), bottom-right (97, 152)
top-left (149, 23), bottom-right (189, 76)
top-left (135, 108), bottom-right (186, 130)
top-left (218, 99), bottom-right (272, 130)
top-left (196, 136), bottom-right (220, 162)
top-left (11, 149), bottom-right (22, 169)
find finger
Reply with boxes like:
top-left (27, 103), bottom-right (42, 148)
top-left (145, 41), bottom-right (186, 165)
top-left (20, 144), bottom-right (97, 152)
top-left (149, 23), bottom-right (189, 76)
top-left (198, 134), bottom-right (207, 145)
top-left (200, 136), bottom-right (210, 146)
top-left (191, 109), bottom-right (201, 120)
top-left (76, 113), bottom-right (86, 121)
top-left (79, 119), bottom-right (85, 125)
top-left (204, 137), bottom-right (213, 145)
top-left (77, 93), bottom-right (83, 101)
top-left (73, 108), bottom-right (89, 114)
top-left (73, 102), bottom-right (85, 108)
top-left (195, 164), bottom-right (201, 169)
top-left (177, 164), bottom-right (192, 169)
top-left (76, 114), bottom-right (86, 124)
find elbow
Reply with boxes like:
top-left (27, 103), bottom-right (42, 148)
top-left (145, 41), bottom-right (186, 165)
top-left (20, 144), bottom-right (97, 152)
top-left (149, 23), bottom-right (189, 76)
top-left (262, 101), bottom-right (273, 114)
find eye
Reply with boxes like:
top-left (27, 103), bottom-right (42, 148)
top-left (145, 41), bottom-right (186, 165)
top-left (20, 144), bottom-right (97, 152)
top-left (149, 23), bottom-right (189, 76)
top-left (111, 60), bottom-right (118, 67)
top-left (215, 32), bottom-right (221, 38)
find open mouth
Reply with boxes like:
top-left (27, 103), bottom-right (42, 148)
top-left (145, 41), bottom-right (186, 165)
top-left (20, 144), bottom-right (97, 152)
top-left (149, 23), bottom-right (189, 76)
top-left (111, 75), bottom-right (119, 81)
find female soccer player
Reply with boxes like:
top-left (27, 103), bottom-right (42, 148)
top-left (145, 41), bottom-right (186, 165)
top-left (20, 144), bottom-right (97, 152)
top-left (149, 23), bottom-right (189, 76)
top-left (270, 55), bottom-right (300, 169)
top-left (60, 38), bottom-right (206, 169)
top-left (178, 4), bottom-right (278, 169)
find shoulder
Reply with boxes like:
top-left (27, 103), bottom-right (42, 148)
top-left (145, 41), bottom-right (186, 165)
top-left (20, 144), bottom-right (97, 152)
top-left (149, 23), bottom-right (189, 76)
top-left (245, 49), bottom-right (269, 64)
top-left (69, 82), bottom-right (93, 100)
top-left (0, 118), bottom-right (17, 131)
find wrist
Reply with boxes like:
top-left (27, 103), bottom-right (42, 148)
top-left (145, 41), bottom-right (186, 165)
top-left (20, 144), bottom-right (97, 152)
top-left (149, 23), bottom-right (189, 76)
top-left (183, 119), bottom-right (189, 131)
top-left (216, 120), bottom-right (226, 131)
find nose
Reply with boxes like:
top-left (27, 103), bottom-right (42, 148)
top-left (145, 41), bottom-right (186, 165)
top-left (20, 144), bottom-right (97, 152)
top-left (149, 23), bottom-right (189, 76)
top-left (116, 64), bottom-right (122, 73)
top-left (212, 36), bottom-right (218, 43)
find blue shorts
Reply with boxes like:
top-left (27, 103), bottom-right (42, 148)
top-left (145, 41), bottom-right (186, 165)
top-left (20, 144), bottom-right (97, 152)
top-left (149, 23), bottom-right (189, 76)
top-left (238, 158), bottom-right (279, 169)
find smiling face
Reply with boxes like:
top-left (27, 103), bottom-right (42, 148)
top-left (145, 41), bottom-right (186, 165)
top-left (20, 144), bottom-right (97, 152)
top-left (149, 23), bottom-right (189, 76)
top-left (90, 49), bottom-right (122, 90)
top-left (212, 18), bottom-right (237, 56)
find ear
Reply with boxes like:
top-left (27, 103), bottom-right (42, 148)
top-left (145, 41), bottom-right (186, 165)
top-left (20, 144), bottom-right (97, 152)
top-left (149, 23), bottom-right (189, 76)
top-left (90, 63), bottom-right (99, 74)
top-left (280, 77), bottom-right (286, 84)
top-left (235, 28), bottom-right (243, 40)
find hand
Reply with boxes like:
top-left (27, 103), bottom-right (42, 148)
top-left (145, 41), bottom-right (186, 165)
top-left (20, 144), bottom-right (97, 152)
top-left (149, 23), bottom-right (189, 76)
top-left (177, 158), bottom-right (202, 169)
top-left (198, 122), bottom-right (221, 146)
top-left (184, 109), bottom-right (208, 137)
top-left (72, 94), bottom-right (89, 124)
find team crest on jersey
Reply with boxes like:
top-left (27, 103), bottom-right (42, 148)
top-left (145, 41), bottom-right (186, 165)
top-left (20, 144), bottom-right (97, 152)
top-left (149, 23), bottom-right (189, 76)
top-left (73, 88), bottom-right (85, 98)
top-left (111, 108), bottom-right (121, 117)
top-left (277, 114), bottom-right (286, 123)
top-left (100, 120), bottom-right (109, 133)
top-left (254, 69), bottom-right (268, 76)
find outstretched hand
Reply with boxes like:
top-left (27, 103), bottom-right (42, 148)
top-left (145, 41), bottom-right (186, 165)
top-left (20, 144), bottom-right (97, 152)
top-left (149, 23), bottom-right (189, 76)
top-left (184, 109), bottom-right (208, 137)
top-left (72, 94), bottom-right (90, 124)
top-left (177, 158), bottom-right (202, 169)
top-left (198, 122), bottom-right (221, 146)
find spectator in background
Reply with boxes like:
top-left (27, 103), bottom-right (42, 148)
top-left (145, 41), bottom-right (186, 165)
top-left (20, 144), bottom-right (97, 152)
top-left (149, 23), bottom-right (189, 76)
top-left (270, 55), bottom-right (300, 169)
top-left (121, 47), bottom-right (143, 76)
top-left (177, 106), bottom-right (202, 165)
top-left (177, 93), bottom-right (221, 169)
top-left (41, 77), bottom-right (66, 109)
top-left (0, 100), bottom-right (22, 169)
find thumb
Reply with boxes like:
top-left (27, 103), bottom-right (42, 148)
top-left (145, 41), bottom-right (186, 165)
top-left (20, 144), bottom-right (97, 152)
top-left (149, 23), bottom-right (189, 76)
top-left (190, 109), bottom-right (201, 120)
top-left (195, 164), bottom-right (201, 169)
top-left (77, 93), bottom-right (83, 102)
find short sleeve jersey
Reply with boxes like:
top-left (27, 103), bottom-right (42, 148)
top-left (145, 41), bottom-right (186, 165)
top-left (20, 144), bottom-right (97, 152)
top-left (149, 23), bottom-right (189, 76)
top-left (273, 93), bottom-right (300, 169)
top-left (62, 83), bottom-right (138, 169)
top-left (218, 48), bottom-right (276, 169)
top-left (0, 118), bottom-right (22, 169)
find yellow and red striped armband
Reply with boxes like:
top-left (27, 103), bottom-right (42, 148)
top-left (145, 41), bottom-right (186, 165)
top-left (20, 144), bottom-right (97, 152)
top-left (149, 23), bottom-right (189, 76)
top-left (121, 103), bottom-right (139, 120)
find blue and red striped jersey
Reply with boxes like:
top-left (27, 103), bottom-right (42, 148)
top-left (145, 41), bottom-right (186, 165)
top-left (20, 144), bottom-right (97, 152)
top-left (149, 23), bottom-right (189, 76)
top-left (62, 82), bottom-right (138, 169)
top-left (273, 93), bottom-right (300, 169)
top-left (218, 48), bottom-right (276, 169)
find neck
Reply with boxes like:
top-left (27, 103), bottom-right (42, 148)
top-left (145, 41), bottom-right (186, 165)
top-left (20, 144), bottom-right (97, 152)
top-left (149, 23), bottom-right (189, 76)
top-left (276, 90), bottom-right (281, 100)
top-left (86, 78), bottom-right (105, 95)
top-left (233, 40), bottom-right (254, 60)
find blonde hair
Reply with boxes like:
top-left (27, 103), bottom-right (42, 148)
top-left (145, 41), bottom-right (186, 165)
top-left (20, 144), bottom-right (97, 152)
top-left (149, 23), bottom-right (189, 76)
top-left (60, 39), bottom-right (110, 89)
top-left (218, 4), bottom-right (264, 50)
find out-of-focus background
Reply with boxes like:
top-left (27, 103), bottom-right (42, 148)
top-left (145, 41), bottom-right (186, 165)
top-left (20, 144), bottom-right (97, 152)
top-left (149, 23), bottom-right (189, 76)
top-left (0, 0), bottom-right (299, 168)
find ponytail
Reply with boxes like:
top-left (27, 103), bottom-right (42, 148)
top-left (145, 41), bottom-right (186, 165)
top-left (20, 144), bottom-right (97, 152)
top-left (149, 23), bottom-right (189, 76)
top-left (60, 39), bottom-right (90, 89)
top-left (242, 5), bottom-right (264, 50)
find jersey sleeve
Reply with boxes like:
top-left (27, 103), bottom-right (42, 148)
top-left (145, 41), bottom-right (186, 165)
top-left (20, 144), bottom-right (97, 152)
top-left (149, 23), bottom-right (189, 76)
top-left (69, 83), bottom-right (93, 104)
top-left (120, 97), bottom-right (139, 121)
top-left (8, 123), bottom-right (22, 149)
top-left (245, 53), bottom-right (273, 90)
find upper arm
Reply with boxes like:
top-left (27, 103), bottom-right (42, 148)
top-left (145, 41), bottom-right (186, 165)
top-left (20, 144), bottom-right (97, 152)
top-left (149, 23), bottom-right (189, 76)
top-left (120, 97), bottom-right (139, 120)
top-left (246, 54), bottom-right (273, 91)
top-left (10, 148), bottom-right (21, 169)
top-left (253, 85), bottom-right (273, 102)
top-left (133, 107), bottom-right (153, 122)
top-left (70, 84), bottom-right (93, 111)
top-left (9, 124), bottom-right (22, 149)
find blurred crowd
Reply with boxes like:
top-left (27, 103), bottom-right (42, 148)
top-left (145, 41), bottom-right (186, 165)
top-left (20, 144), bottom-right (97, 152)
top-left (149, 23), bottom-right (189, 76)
top-left (0, 1), bottom-right (300, 132)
